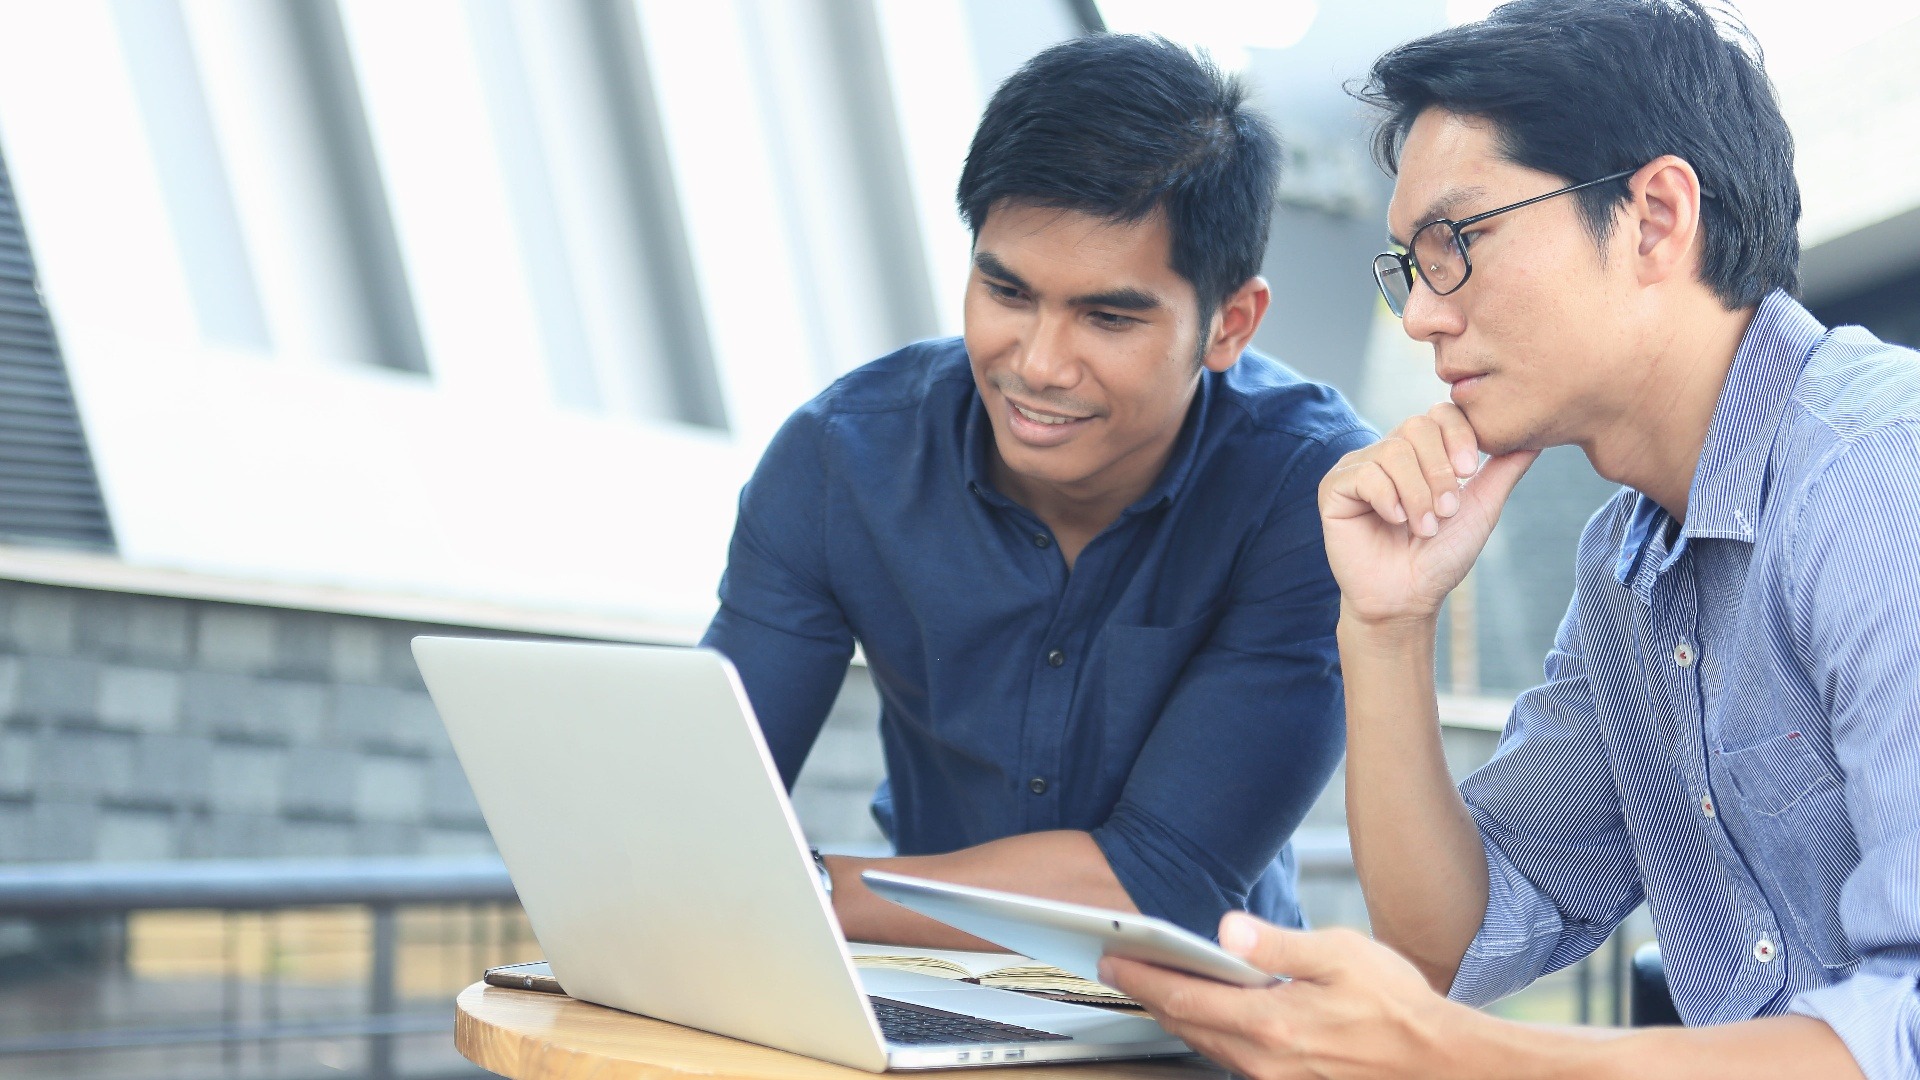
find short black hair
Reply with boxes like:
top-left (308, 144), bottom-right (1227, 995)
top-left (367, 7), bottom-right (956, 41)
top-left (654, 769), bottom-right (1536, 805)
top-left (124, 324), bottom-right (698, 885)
top-left (956, 35), bottom-right (1280, 315)
top-left (1355, 0), bottom-right (1799, 308)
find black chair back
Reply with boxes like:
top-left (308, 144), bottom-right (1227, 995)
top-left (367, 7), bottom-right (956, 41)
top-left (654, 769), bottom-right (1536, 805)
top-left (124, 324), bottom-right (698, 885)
top-left (1629, 941), bottom-right (1682, 1026)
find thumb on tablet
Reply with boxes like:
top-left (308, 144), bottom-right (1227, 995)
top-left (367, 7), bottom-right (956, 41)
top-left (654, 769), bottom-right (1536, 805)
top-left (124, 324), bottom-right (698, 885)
top-left (1219, 913), bottom-right (1345, 982)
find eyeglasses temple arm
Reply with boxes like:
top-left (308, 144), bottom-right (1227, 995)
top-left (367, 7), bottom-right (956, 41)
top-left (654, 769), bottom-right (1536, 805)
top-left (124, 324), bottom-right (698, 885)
top-left (1451, 168), bottom-right (1639, 230)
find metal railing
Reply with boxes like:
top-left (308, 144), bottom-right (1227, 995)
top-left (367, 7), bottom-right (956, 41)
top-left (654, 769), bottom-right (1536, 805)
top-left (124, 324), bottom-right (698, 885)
top-left (0, 856), bottom-right (517, 1079)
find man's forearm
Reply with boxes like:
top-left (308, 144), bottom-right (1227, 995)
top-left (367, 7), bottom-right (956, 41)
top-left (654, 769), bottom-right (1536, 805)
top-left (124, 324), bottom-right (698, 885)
top-left (822, 830), bottom-right (1135, 949)
top-left (1339, 608), bottom-right (1491, 991)
top-left (1455, 1009), bottom-right (1861, 1080)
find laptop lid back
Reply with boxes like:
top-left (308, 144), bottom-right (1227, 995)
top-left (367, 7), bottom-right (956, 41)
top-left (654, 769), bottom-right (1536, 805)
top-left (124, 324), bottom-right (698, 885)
top-left (413, 636), bottom-right (886, 1071)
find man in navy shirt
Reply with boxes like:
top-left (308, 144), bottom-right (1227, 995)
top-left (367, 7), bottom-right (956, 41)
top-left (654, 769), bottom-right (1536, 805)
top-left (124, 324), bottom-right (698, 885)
top-left (701, 35), bottom-right (1370, 946)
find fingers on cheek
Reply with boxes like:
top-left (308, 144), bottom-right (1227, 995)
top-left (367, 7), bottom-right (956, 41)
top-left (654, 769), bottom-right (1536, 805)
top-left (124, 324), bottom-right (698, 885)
top-left (1449, 440), bottom-right (1479, 478)
top-left (1426, 404), bottom-right (1478, 470)
top-left (1380, 443), bottom-right (1431, 522)
top-left (1365, 465), bottom-right (1406, 523)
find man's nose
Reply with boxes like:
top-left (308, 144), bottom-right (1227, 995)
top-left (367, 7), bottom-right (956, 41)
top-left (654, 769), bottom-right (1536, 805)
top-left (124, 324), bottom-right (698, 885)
top-left (1400, 279), bottom-right (1462, 344)
top-left (1012, 311), bottom-right (1078, 389)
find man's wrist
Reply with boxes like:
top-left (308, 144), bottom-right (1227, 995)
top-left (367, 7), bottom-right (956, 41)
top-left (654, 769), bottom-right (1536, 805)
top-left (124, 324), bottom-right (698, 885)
top-left (1336, 603), bottom-right (1440, 655)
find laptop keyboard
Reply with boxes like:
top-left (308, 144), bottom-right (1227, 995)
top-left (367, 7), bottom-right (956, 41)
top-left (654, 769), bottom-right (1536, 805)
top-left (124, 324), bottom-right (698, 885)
top-left (870, 996), bottom-right (1072, 1046)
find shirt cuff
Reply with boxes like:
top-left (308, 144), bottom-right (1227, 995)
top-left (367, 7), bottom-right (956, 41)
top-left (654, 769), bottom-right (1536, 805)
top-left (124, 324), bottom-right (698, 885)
top-left (1090, 804), bottom-right (1241, 940)
top-left (1447, 834), bottom-right (1576, 1007)
top-left (1788, 967), bottom-right (1920, 1080)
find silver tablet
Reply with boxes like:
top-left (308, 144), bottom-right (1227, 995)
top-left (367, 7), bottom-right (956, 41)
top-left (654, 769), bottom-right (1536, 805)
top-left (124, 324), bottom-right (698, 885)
top-left (861, 870), bottom-right (1278, 989)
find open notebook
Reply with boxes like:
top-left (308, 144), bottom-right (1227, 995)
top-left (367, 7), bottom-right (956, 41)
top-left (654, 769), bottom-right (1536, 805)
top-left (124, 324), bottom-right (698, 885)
top-left (483, 948), bottom-right (1141, 1008)
top-left (845, 943), bottom-right (1139, 1008)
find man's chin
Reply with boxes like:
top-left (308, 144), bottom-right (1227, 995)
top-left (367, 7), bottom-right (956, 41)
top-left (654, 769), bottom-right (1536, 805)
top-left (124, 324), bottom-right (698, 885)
top-left (993, 441), bottom-right (1093, 490)
top-left (1476, 435), bottom-right (1531, 459)
top-left (1448, 405), bottom-right (1536, 460)
top-left (1000, 455), bottom-right (1085, 489)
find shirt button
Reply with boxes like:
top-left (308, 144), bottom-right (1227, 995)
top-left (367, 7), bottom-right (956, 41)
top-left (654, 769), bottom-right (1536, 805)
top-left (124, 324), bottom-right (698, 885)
top-left (1674, 642), bottom-right (1695, 668)
top-left (1028, 777), bottom-right (1048, 795)
top-left (1033, 534), bottom-right (1052, 549)
top-left (1046, 649), bottom-right (1065, 667)
top-left (1701, 794), bottom-right (1715, 818)
top-left (1754, 938), bottom-right (1775, 963)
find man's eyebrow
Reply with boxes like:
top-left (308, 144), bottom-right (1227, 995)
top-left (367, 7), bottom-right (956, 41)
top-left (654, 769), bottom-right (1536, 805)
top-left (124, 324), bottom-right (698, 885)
top-left (1068, 287), bottom-right (1161, 311)
top-left (973, 251), bottom-right (1162, 312)
top-left (973, 251), bottom-right (1030, 291)
top-left (1388, 185), bottom-right (1487, 247)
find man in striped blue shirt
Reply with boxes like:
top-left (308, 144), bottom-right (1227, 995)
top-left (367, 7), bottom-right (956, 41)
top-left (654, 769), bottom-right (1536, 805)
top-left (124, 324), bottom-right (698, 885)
top-left (1104, 2), bottom-right (1917, 1078)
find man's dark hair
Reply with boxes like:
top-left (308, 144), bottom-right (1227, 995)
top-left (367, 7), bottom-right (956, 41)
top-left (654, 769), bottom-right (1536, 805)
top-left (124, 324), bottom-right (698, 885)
top-left (1355, 0), bottom-right (1799, 308)
top-left (956, 35), bottom-right (1280, 316)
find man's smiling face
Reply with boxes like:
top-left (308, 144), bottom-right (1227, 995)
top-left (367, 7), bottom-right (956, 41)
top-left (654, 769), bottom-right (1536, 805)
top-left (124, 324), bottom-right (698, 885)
top-left (964, 201), bottom-right (1223, 508)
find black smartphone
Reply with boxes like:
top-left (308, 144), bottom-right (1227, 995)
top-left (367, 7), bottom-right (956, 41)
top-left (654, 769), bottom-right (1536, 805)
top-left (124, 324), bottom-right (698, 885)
top-left (483, 960), bottom-right (565, 994)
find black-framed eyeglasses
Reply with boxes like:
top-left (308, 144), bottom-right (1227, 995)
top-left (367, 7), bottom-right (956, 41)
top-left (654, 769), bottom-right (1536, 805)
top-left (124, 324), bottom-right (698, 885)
top-left (1372, 168), bottom-right (1637, 317)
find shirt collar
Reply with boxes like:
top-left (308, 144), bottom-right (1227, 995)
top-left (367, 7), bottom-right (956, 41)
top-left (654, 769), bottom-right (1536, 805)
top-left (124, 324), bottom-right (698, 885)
top-left (1613, 290), bottom-right (1827, 586)
top-left (962, 366), bottom-right (1216, 516)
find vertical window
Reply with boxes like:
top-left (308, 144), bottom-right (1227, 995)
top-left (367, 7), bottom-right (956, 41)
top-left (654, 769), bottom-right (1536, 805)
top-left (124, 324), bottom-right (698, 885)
top-left (738, 0), bottom-right (940, 380)
top-left (467, 0), bottom-right (725, 427)
top-left (156, 0), bottom-right (427, 373)
top-left (109, 0), bottom-right (271, 353)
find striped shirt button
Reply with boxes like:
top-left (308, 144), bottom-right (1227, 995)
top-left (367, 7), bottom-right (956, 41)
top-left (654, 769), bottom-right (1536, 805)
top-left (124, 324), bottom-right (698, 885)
top-left (1701, 794), bottom-right (1715, 818)
top-left (1753, 938), bottom-right (1776, 963)
top-left (1674, 641), bottom-right (1696, 668)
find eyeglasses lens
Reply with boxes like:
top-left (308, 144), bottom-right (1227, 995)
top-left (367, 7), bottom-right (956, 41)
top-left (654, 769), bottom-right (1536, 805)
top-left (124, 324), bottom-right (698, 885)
top-left (1373, 254), bottom-right (1412, 317)
top-left (1411, 222), bottom-right (1467, 296)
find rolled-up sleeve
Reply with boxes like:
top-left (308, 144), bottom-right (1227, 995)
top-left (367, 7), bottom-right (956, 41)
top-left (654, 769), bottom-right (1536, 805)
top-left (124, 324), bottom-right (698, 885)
top-left (1090, 428), bottom-right (1371, 938)
top-left (700, 407), bottom-right (856, 789)
top-left (1790, 970), bottom-right (1919, 1080)
top-left (1783, 426), bottom-right (1920, 1080)
top-left (1449, 590), bottom-right (1645, 1007)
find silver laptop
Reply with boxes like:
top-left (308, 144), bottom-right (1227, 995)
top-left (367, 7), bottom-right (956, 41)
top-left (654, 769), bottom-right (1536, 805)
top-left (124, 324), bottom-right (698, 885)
top-left (412, 636), bottom-right (1190, 1071)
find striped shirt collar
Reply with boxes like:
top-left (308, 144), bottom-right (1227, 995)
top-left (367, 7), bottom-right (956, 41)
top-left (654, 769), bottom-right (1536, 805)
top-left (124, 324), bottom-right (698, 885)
top-left (1614, 290), bottom-right (1828, 587)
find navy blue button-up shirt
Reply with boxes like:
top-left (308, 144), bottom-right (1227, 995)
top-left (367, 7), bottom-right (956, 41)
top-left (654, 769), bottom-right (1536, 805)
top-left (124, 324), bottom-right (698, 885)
top-left (1449, 293), bottom-right (1920, 1079)
top-left (702, 337), bottom-right (1371, 936)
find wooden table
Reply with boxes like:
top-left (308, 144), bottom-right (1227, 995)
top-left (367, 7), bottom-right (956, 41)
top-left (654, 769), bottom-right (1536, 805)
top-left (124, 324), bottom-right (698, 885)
top-left (455, 982), bottom-right (1229, 1080)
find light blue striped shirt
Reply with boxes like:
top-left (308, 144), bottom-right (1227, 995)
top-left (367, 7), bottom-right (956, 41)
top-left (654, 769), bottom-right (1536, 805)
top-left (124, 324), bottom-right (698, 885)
top-left (1448, 292), bottom-right (1920, 1078)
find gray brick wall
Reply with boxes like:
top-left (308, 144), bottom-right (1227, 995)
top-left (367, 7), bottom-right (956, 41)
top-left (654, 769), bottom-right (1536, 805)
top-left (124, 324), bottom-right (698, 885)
top-left (0, 578), bottom-right (903, 866)
top-left (0, 579), bottom-right (500, 862)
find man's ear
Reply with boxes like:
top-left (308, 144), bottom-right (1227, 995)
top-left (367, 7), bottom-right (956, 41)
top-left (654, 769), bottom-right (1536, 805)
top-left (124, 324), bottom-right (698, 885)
top-left (1202, 276), bottom-right (1271, 373)
top-left (1629, 155), bottom-right (1704, 288)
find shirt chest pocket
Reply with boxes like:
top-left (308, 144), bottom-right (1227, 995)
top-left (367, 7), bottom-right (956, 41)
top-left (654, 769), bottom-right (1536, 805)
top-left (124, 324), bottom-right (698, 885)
top-left (1713, 730), bottom-right (1860, 971)
top-left (1102, 607), bottom-right (1221, 756)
